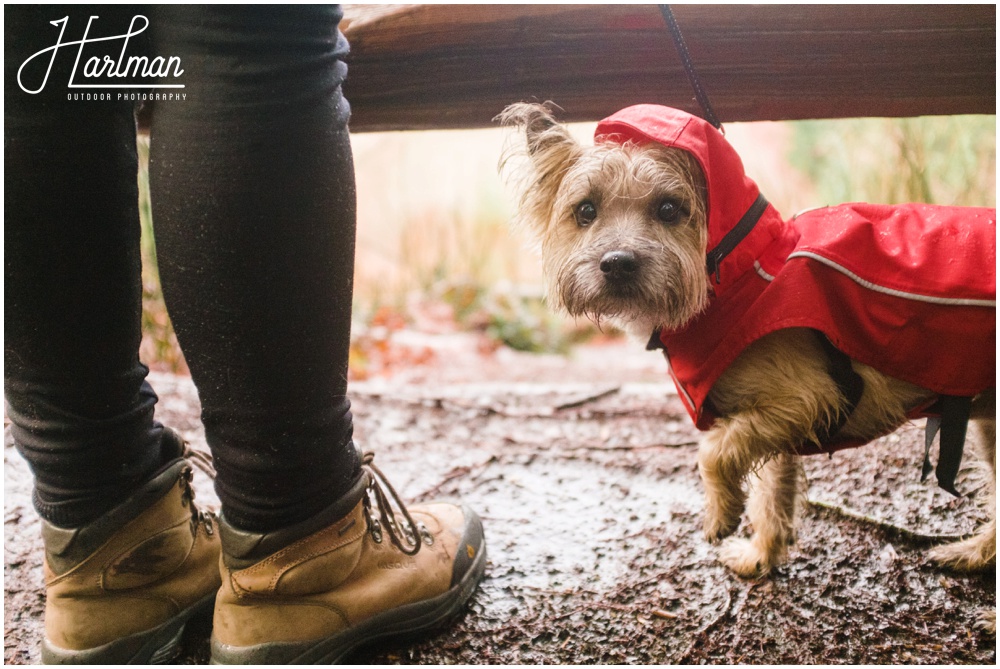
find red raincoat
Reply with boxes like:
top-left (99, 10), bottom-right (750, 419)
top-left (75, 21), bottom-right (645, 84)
top-left (595, 105), bottom-right (996, 448)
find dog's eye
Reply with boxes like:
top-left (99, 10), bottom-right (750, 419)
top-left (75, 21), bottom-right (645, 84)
top-left (656, 199), bottom-right (683, 225)
top-left (574, 201), bottom-right (598, 228)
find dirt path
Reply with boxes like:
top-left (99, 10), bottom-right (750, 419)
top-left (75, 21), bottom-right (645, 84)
top-left (4, 338), bottom-right (995, 663)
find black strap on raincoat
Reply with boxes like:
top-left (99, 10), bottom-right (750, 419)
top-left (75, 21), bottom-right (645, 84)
top-left (705, 193), bottom-right (769, 285)
top-left (922, 396), bottom-right (972, 497)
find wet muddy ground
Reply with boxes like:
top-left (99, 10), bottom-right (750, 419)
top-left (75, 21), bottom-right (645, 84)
top-left (4, 340), bottom-right (995, 664)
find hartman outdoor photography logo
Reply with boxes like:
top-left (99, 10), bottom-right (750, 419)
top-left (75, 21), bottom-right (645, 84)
top-left (17, 14), bottom-right (187, 101)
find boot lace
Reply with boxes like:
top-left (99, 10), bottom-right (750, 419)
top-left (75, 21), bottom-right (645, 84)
top-left (177, 440), bottom-right (430, 550)
top-left (178, 441), bottom-right (217, 538)
top-left (360, 451), bottom-right (433, 556)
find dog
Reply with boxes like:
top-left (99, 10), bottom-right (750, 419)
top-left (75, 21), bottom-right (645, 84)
top-left (499, 102), bottom-right (996, 629)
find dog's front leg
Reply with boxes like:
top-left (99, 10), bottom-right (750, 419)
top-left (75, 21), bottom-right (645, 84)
top-left (698, 416), bottom-right (777, 543)
top-left (700, 328), bottom-right (843, 571)
top-left (718, 452), bottom-right (802, 578)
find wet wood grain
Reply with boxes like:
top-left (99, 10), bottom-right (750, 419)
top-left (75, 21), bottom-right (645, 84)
top-left (339, 4), bottom-right (995, 131)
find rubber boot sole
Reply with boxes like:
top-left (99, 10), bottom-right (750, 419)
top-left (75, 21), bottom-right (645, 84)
top-left (209, 533), bottom-right (487, 664)
top-left (41, 591), bottom-right (217, 664)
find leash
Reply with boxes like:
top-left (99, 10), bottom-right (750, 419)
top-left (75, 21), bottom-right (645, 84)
top-left (658, 4), bottom-right (722, 130)
top-left (660, 3), bottom-right (756, 286)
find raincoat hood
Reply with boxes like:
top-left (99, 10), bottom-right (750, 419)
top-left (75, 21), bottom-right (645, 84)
top-left (595, 104), bottom-right (786, 295)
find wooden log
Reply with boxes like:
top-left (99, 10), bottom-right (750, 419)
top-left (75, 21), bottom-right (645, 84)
top-left (340, 4), bottom-right (995, 131)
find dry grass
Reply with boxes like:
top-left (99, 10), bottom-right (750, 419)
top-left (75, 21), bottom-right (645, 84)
top-left (351, 127), bottom-right (541, 307)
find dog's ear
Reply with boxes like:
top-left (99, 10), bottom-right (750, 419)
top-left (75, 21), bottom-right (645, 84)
top-left (497, 102), bottom-right (581, 167)
top-left (497, 103), bottom-right (582, 233)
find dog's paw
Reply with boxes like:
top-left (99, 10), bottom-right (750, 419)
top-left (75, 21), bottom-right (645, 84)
top-left (928, 532), bottom-right (996, 573)
top-left (703, 508), bottom-right (741, 544)
top-left (974, 608), bottom-right (996, 636)
top-left (717, 537), bottom-right (775, 579)
top-left (703, 496), bottom-right (743, 543)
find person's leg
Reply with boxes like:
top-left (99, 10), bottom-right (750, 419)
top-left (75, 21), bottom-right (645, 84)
top-left (148, 5), bottom-right (361, 532)
top-left (4, 5), bottom-right (165, 528)
top-left (4, 7), bottom-right (221, 664)
top-left (147, 7), bottom-right (486, 662)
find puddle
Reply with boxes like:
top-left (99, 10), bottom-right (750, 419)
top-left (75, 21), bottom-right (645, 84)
top-left (475, 459), bottom-right (702, 592)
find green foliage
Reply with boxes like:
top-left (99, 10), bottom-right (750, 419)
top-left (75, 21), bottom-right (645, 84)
top-left (788, 116), bottom-right (996, 207)
top-left (435, 279), bottom-right (601, 354)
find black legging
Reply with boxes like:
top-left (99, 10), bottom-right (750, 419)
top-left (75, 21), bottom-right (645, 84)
top-left (5, 5), bottom-right (361, 532)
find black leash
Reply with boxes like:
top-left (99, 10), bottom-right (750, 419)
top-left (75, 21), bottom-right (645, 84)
top-left (658, 4), bottom-right (722, 130)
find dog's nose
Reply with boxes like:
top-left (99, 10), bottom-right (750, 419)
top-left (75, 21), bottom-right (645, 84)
top-left (600, 250), bottom-right (639, 281)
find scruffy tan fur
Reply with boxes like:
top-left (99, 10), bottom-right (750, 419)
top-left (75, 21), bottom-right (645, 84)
top-left (500, 102), bottom-right (996, 631)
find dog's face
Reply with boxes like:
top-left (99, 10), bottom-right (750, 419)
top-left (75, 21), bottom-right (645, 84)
top-left (500, 103), bottom-right (710, 335)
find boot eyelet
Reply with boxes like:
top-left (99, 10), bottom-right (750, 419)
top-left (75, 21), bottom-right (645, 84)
top-left (401, 521), bottom-right (417, 546)
top-left (370, 519), bottom-right (383, 544)
top-left (201, 511), bottom-right (215, 536)
top-left (418, 523), bottom-right (434, 546)
top-left (179, 467), bottom-right (195, 508)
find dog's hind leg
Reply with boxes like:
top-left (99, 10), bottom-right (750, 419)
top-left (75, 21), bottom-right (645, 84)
top-left (931, 516), bottom-right (999, 571)
top-left (928, 411), bottom-right (996, 573)
top-left (927, 406), bottom-right (996, 636)
top-left (718, 452), bottom-right (803, 578)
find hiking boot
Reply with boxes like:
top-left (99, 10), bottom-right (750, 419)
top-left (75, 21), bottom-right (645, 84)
top-left (40, 430), bottom-right (221, 664)
top-left (210, 451), bottom-right (487, 664)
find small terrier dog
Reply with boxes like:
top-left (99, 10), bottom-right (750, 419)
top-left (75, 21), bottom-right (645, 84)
top-left (500, 102), bottom-right (996, 624)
